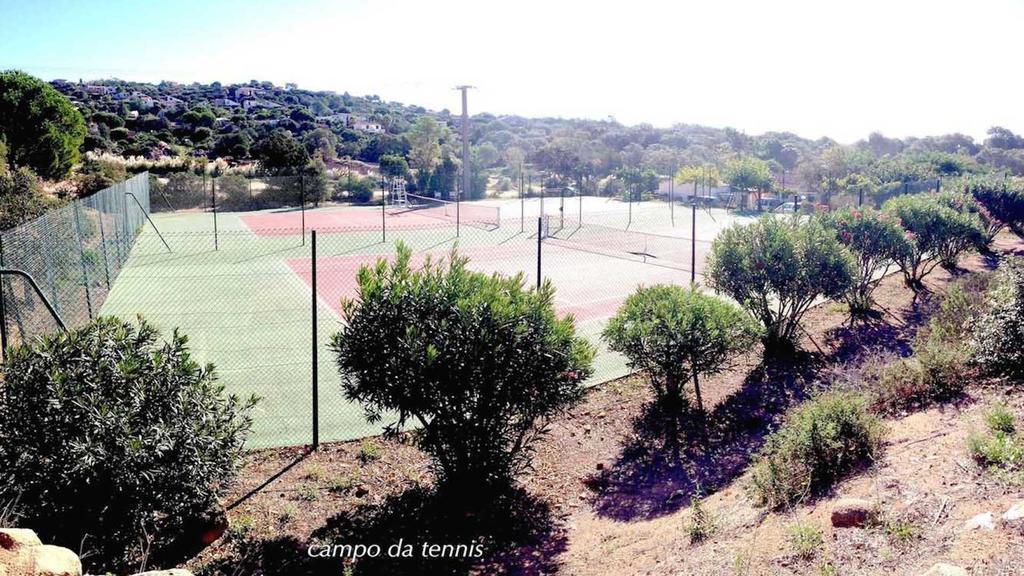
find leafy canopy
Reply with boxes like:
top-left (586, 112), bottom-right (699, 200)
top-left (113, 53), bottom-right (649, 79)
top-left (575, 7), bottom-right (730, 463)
top-left (706, 215), bottom-right (855, 351)
top-left (819, 207), bottom-right (912, 311)
top-left (603, 285), bottom-right (759, 412)
top-left (331, 245), bottom-right (595, 494)
top-left (0, 318), bottom-right (257, 571)
top-left (0, 70), bottom-right (86, 179)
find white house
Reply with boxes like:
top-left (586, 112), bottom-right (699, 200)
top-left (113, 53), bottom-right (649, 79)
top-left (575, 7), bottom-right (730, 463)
top-left (233, 86), bottom-right (258, 99)
top-left (351, 119), bottom-right (384, 134)
top-left (84, 85), bottom-right (112, 96)
top-left (213, 98), bottom-right (240, 108)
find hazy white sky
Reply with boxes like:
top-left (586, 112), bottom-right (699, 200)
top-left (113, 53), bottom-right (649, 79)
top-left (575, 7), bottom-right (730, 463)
top-left (3, 0), bottom-right (1023, 143)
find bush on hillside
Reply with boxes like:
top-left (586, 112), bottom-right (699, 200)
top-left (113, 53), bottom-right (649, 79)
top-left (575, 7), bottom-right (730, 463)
top-left (161, 171), bottom-right (207, 210)
top-left (705, 215), bottom-right (855, 352)
top-left (882, 193), bottom-right (984, 284)
top-left (749, 392), bottom-right (884, 509)
top-left (216, 173), bottom-right (251, 210)
top-left (966, 176), bottom-right (1024, 240)
top-left (603, 285), bottom-right (759, 413)
top-left (819, 207), bottom-right (912, 311)
top-left (0, 318), bottom-right (257, 571)
top-left (331, 245), bottom-right (595, 498)
top-left (971, 257), bottom-right (1024, 381)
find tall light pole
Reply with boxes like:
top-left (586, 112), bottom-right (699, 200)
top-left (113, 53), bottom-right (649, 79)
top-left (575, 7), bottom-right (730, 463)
top-left (455, 85), bottom-right (475, 236)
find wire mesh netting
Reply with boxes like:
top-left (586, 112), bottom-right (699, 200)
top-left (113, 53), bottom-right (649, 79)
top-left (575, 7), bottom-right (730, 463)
top-left (1, 175), bottom-right (942, 450)
top-left (1, 173), bottom-right (150, 345)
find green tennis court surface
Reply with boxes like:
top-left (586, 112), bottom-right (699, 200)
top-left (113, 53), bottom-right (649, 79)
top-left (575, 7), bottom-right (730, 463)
top-left (101, 199), bottom-right (752, 449)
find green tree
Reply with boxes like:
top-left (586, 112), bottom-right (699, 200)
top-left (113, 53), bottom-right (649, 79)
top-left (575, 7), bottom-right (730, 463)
top-left (408, 116), bottom-right (444, 186)
top-left (331, 246), bottom-right (594, 496)
top-left (0, 318), bottom-right (257, 571)
top-left (615, 166), bottom-right (659, 201)
top-left (603, 285), bottom-right (759, 413)
top-left (378, 154), bottom-right (410, 180)
top-left (255, 129), bottom-right (308, 173)
top-left (706, 216), bottom-right (856, 351)
top-left (724, 155), bottom-right (773, 192)
top-left (0, 70), bottom-right (87, 179)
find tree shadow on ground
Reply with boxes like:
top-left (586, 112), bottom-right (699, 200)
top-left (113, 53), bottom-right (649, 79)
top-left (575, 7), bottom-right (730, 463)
top-left (591, 351), bottom-right (823, 521)
top-left (310, 485), bottom-right (566, 576)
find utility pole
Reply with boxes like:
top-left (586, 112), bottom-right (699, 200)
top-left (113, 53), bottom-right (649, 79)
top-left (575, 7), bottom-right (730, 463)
top-left (455, 85), bottom-right (475, 236)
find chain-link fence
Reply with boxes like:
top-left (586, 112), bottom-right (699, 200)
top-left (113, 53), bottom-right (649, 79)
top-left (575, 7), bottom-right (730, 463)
top-left (0, 173), bottom-right (950, 450)
top-left (0, 173), bottom-right (150, 349)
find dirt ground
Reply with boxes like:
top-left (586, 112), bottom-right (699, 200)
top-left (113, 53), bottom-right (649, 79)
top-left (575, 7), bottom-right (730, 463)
top-left (188, 231), bottom-right (1024, 576)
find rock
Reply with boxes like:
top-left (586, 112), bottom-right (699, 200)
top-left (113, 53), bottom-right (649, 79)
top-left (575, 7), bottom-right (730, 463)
top-left (28, 544), bottom-right (81, 576)
top-left (1001, 500), bottom-right (1024, 523)
top-left (595, 462), bottom-right (604, 471)
top-left (582, 424), bottom-right (592, 434)
top-left (0, 528), bottom-right (42, 552)
top-left (921, 563), bottom-right (968, 576)
top-left (964, 511), bottom-right (995, 531)
top-left (130, 570), bottom-right (194, 576)
top-left (830, 498), bottom-right (874, 528)
top-left (354, 485), bottom-right (370, 497)
top-left (666, 490), bottom-right (687, 504)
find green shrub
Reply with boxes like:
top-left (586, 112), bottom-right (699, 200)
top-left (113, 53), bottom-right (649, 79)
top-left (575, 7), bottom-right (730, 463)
top-left (986, 402), bottom-right (1016, 435)
top-left (336, 173), bottom-right (375, 203)
top-left (215, 173), bottom-right (251, 210)
top-left (603, 285), bottom-right (760, 412)
top-left (786, 521), bottom-right (823, 559)
top-left (750, 392), bottom-right (884, 509)
top-left (331, 245), bottom-right (595, 497)
top-left (0, 318), bottom-right (257, 571)
top-left (162, 171), bottom-right (207, 210)
top-left (883, 193), bottom-right (984, 284)
top-left (706, 216), bottom-right (855, 351)
top-left (865, 342), bottom-right (967, 414)
top-left (819, 207), bottom-right (912, 311)
top-left (971, 257), bottom-right (1024, 380)
top-left (685, 495), bottom-right (716, 544)
top-left (966, 176), bottom-right (1024, 240)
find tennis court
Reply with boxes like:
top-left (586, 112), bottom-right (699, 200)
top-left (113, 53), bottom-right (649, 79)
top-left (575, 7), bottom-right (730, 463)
top-left (100, 194), bottom-right (750, 448)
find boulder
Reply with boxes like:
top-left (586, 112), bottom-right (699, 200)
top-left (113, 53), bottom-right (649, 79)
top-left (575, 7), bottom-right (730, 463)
top-left (27, 544), bottom-right (81, 576)
top-left (1001, 500), bottom-right (1024, 524)
top-left (963, 511), bottom-right (995, 531)
top-left (0, 529), bottom-right (42, 552)
top-left (830, 498), bottom-right (874, 528)
top-left (921, 563), bottom-right (967, 576)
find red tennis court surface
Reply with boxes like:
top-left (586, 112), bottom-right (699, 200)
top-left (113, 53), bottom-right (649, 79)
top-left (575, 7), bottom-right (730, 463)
top-left (241, 205), bottom-right (498, 236)
top-left (286, 241), bottom-right (710, 323)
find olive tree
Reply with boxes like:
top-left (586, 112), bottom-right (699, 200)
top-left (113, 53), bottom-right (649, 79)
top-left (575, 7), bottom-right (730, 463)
top-left (706, 216), bottom-right (856, 351)
top-left (603, 285), bottom-right (759, 413)
top-left (331, 245), bottom-right (594, 497)
top-left (0, 318), bottom-right (257, 572)
top-left (819, 207), bottom-right (912, 311)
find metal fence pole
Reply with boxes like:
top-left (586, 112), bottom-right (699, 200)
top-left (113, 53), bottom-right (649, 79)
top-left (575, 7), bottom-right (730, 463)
top-left (520, 169), bottom-right (525, 233)
top-left (72, 203), bottom-right (94, 320)
top-left (671, 177), bottom-right (675, 226)
top-left (858, 187), bottom-right (864, 207)
top-left (0, 235), bottom-right (7, 358)
top-left (793, 194), bottom-right (798, 213)
top-left (97, 213), bottom-right (111, 289)
top-left (311, 229), bottom-right (319, 450)
top-left (536, 216), bottom-right (543, 289)
top-left (212, 176), bottom-right (219, 251)
top-left (381, 178), bottom-right (387, 244)
top-left (300, 173), bottom-right (306, 246)
top-left (691, 201), bottom-right (697, 285)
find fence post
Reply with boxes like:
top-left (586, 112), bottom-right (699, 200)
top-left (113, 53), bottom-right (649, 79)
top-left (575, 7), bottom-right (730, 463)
top-left (300, 173), bottom-right (306, 246)
top-left (519, 169), bottom-right (525, 233)
top-left (691, 201), bottom-right (697, 285)
top-left (311, 230), bottom-right (319, 450)
top-left (793, 194), bottom-right (798, 214)
top-left (72, 203), bottom-right (94, 320)
top-left (670, 177), bottom-right (675, 226)
top-left (936, 177), bottom-right (941, 193)
top-left (858, 187), bottom-right (864, 207)
top-left (96, 213), bottom-right (111, 289)
top-left (381, 177), bottom-right (387, 244)
top-left (536, 217), bottom-right (543, 289)
top-left (212, 176), bottom-right (219, 251)
top-left (0, 235), bottom-right (7, 358)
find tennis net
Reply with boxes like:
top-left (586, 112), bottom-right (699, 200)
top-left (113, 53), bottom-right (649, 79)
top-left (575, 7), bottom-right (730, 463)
top-left (543, 222), bottom-right (696, 271)
top-left (390, 193), bottom-right (501, 229)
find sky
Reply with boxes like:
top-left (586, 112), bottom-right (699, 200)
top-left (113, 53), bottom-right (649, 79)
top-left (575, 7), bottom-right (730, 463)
top-left (2, 0), bottom-right (1023, 144)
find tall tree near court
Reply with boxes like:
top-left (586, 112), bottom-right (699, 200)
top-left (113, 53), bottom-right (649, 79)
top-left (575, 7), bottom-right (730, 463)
top-left (0, 70), bottom-right (86, 180)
